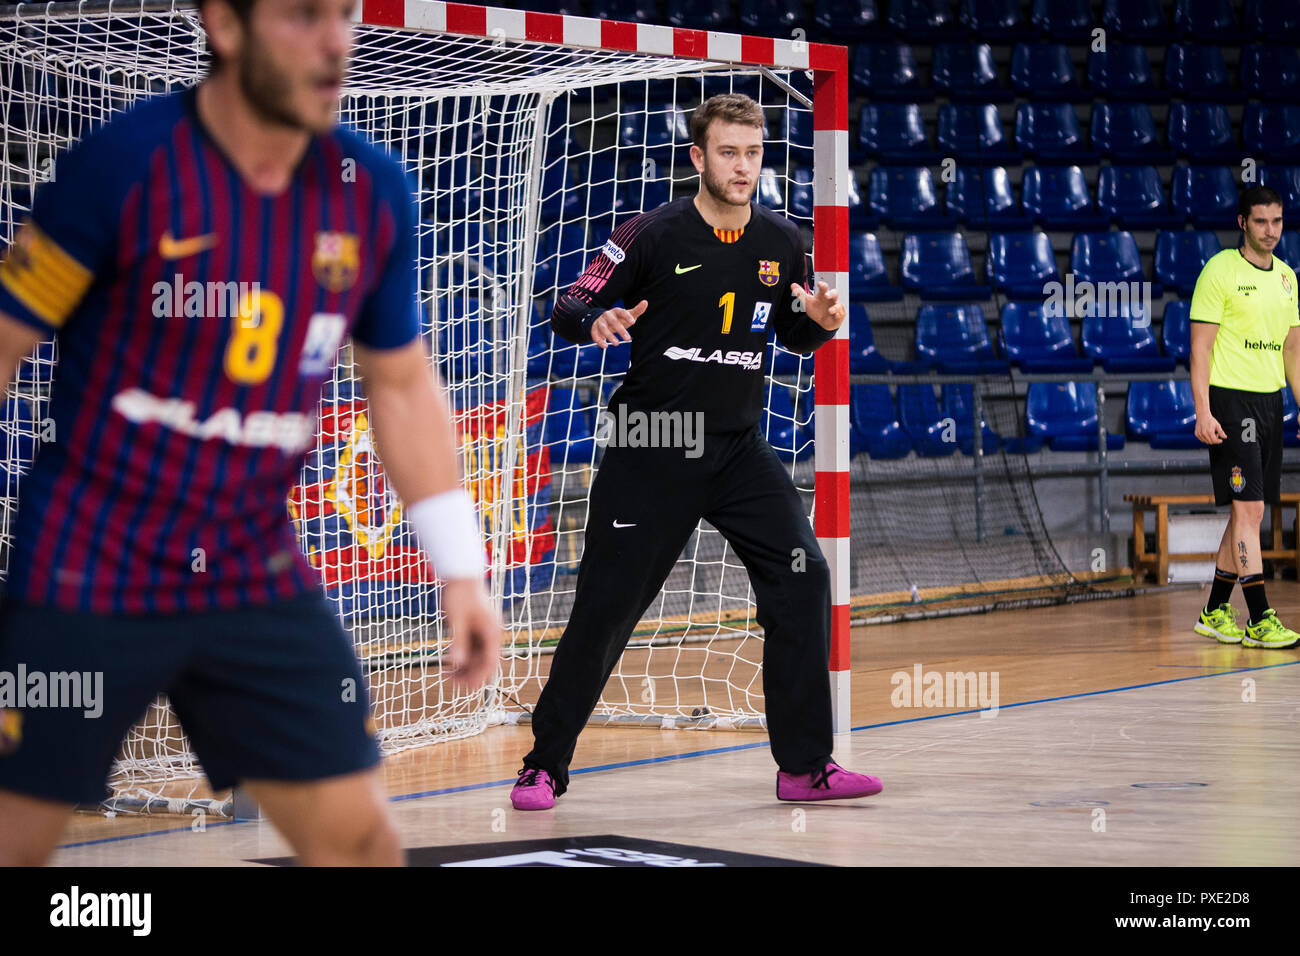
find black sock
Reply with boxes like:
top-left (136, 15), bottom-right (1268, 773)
top-left (1206, 568), bottom-right (1237, 612)
top-left (1241, 573), bottom-right (1270, 625)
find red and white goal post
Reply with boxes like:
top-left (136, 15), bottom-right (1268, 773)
top-left (0, 0), bottom-right (851, 811)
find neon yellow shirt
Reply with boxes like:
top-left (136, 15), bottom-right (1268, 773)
top-left (1189, 247), bottom-right (1300, 392)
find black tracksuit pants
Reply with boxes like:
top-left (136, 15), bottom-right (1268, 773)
top-left (524, 425), bottom-right (833, 796)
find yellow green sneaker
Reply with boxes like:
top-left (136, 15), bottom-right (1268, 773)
top-left (1194, 604), bottom-right (1245, 644)
top-left (1243, 609), bottom-right (1300, 649)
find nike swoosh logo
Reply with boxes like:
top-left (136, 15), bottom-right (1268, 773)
top-left (159, 231), bottom-right (219, 260)
top-left (675, 263), bottom-right (702, 274)
top-left (612, 521), bottom-right (637, 528)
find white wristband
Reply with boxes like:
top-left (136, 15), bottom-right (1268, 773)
top-left (406, 489), bottom-right (485, 581)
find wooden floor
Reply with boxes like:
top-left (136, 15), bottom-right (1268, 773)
top-left (53, 581), bottom-right (1300, 866)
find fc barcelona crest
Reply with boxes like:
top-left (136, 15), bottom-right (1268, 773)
top-left (758, 259), bottom-right (780, 287)
top-left (1231, 466), bottom-right (1244, 493)
top-left (313, 231), bottom-right (360, 292)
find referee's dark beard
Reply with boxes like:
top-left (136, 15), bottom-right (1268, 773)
top-left (701, 163), bottom-right (757, 207)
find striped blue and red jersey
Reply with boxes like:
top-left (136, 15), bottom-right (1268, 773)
top-left (0, 88), bottom-right (419, 614)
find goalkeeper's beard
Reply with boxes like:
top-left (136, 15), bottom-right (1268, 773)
top-left (701, 163), bottom-right (756, 207)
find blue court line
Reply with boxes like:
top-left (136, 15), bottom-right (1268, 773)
top-left (55, 658), bottom-right (1300, 850)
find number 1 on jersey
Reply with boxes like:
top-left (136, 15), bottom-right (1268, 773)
top-left (718, 291), bottom-right (735, 334)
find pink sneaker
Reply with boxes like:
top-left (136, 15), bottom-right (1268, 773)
top-left (510, 767), bottom-right (558, 810)
top-left (777, 762), bottom-right (883, 801)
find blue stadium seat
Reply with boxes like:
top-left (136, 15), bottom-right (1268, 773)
top-left (620, 102), bottom-right (689, 162)
top-left (849, 232), bottom-right (904, 301)
top-left (1092, 103), bottom-right (1170, 162)
top-left (1259, 166), bottom-right (1300, 213)
top-left (1162, 300), bottom-right (1192, 365)
top-left (768, 335), bottom-right (807, 378)
top-left (941, 385), bottom-right (1006, 455)
top-left (543, 387), bottom-right (598, 465)
top-left (852, 43), bottom-right (929, 102)
top-left (850, 386), bottom-right (912, 459)
top-left (915, 303), bottom-right (1004, 372)
top-left (961, 0), bottom-right (1031, 41)
top-left (932, 43), bottom-right (1009, 102)
top-left (1240, 45), bottom-right (1300, 102)
top-left (664, 0), bottom-right (735, 32)
top-left (1000, 301), bottom-right (1093, 372)
top-left (755, 167), bottom-right (785, 213)
top-left (1171, 165), bottom-right (1239, 228)
top-left (1173, 0), bottom-right (1242, 41)
top-left (1072, 231), bottom-right (1157, 292)
top-left (848, 305), bottom-right (897, 373)
top-left (738, 0), bottom-right (800, 35)
top-left (1164, 44), bottom-right (1235, 102)
top-left (1030, 0), bottom-right (1092, 40)
top-left (858, 103), bottom-right (938, 163)
top-left (1097, 165), bottom-right (1181, 229)
top-left (936, 104), bottom-right (1019, 164)
top-left (621, 175), bottom-right (671, 216)
top-left (542, 224), bottom-right (594, 295)
top-left (582, 156), bottom-right (622, 224)
top-left (986, 231), bottom-right (1060, 299)
top-left (947, 166), bottom-right (1030, 228)
top-left (779, 109), bottom-right (814, 169)
top-left (814, 0), bottom-right (879, 39)
top-left (1081, 300), bottom-right (1174, 373)
top-left (1026, 382), bottom-right (1125, 451)
top-left (901, 233), bottom-right (991, 301)
top-left (1243, 0), bottom-right (1300, 41)
top-left (1243, 104), bottom-right (1300, 162)
top-left (1155, 231), bottom-right (1223, 297)
top-left (1021, 165), bottom-right (1100, 230)
top-left (868, 166), bottom-right (954, 229)
top-left (1168, 103), bottom-right (1238, 161)
top-left (762, 383), bottom-right (813, 463)
top-left (888, 0), bottom-right (958, 38)
top-left (1015, 103), bottom-right (1095, 163)
top-left (1101, 0), bottom-right (1167, 40)
top-left (1088, 44), bottom-right (1157, 101)
top-left (436, 303), bottom-right (488, 385)
top-left (1277, 233), bottom-right (1300, 271)
top-left (898, 385), bottom-right (958, 457)
top-left (1284, 390), bottom-right (1300, 449)
top-left (1011, 43), bottom-right (1086, 102)
top-left (1127, 381), bottom-right (1201, 448)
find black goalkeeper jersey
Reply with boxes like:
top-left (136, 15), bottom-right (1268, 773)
top-left (551, 196), bottom-right (835, 434)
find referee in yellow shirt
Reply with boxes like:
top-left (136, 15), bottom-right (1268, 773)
top-left (1190, 185), bottom-right (1300, 648)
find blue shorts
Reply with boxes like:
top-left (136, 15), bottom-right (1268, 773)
top-left (0, 590), bottom-right (381, 805)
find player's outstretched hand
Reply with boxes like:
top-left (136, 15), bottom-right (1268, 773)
top-left (1195, 412), bottom-right (1227, 445)
top-left (793, 281), bottom-right (847, 331)
top-left (590, 300), bottom-right (647, 347)
top-left (441, 577), bottom-right (504, 691)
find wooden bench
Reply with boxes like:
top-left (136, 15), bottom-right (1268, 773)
top-left (1124, 492), bottom-right (1300, 584)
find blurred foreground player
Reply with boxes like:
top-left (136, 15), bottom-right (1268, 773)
top-left (511, 94), bottom-right (881, 810)
top-left (0, 0), bottom-right (501, 864)
top-left (1191, 185), bottom-right (1300, 649)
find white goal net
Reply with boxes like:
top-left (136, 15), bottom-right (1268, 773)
top-left (0, 0), bottom-right (828, 811)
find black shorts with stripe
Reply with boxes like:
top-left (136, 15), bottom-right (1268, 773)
top-left (1208, 385), bottom-right (1284, 506)
top-left (0, 589), bottom-right (380, 806)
